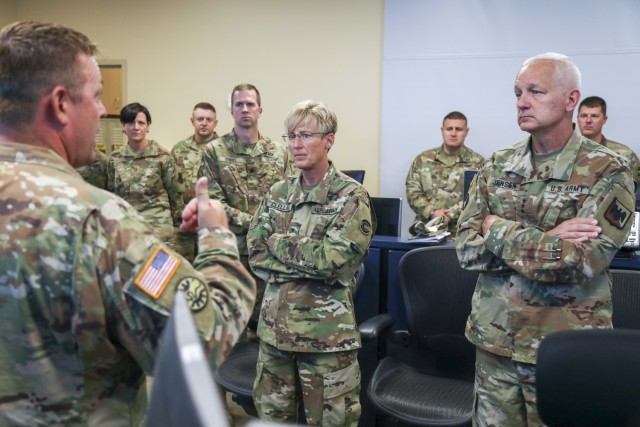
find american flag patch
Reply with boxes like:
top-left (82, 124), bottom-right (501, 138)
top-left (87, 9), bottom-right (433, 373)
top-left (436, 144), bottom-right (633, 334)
top-left (134, 247), bottom-right (181, 299)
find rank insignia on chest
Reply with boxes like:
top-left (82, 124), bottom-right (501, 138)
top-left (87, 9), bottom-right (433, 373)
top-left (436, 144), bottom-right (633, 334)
top-left (605, 198), bottom-right (632, 230)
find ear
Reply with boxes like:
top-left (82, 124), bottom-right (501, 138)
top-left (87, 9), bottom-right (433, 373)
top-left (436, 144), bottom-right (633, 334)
top-left (567, 89), bottom-right (581, 111)
top-left (324, 133), bottom-right (335, 151)
top-left (49, 85), bottom-right (73, 127)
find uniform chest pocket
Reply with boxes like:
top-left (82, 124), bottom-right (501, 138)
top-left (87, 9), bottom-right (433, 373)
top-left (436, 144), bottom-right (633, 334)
top-left (541, 189), bottom-right (586, 227)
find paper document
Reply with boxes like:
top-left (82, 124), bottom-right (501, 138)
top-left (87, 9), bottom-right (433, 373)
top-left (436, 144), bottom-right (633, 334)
top-left (408, 231), bottom-right (451, 245)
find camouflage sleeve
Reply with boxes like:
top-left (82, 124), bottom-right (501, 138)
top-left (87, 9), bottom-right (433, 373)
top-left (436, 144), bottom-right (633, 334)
top-left (161, 154), bottom-right (185, 228)
top-left (251, 190), bottom-right (374, 286)
top-left (93, 208), bottom-right (255, 372)
top-left (459, 163), bottom-right (635, 283)
top-left (106, 157), bottom-right (115, 193)
top-left (456, 165), bottom-right (511, 272)
top-left (405, 156), bottom-right (434, 220)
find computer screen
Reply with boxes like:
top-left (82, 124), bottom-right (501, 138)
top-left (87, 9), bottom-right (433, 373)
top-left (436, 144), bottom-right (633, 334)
top-left (342, 170), bottom-right (366, 184)
top-left (371, 197), bottom-right (402, 237)
top-left (146, 293), bottom-right (228, 427)
top-left (463, 170), bottom-right (478, 200)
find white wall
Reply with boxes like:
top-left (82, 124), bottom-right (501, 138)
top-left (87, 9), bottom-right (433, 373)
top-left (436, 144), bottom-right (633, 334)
top-left (382, 0), bottom-right (640, 236)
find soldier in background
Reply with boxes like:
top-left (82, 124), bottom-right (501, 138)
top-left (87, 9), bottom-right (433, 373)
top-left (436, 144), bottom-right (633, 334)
top-left (199, 83), bottom-right (293, 335)
top-left (248, 100), bottom-right (375, 426)
top-left (577, 95), bottom-right (640, 184)
top-left (0, 20), bottom-right (255, 425)
top-left (76, 148), bottom-right (108, 188)
top-left (405, 111), bottom-right (484, 236)
top-left (107, 102), bottom-right (186, 253)
top-left (457, 52), bottom-right (635, 425)
top-left (172, 102), bottom-right (220, 261)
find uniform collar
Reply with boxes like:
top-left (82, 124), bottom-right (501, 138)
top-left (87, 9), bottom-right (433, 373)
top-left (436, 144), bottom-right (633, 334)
top-left (288, 161), bottom-right (336, 205)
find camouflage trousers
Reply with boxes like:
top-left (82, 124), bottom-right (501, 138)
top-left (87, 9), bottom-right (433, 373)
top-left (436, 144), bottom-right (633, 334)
top-left (253, 341), bottom-right (361, 426)
top-left (473, 348), bottom-right (543, 427)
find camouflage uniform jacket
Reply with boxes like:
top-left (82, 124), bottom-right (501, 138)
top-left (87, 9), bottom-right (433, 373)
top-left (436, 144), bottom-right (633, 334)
top-left (198, 130), bottom-right (294, 256)
top-left (456, 128), bottom-right (635, 364)
top-left (76, 149), bottom-right (108, 189)
top-left (602, 136), bottom-right (640, 183)
top-left (171, 133), bottom-right (218, 204)
top-left (107, 140), bottom-right (185, 243)
top-left (247, 163), bottom-right (376, 353)
top-left (0, 141), bottom-right (255, 426)
top-left (406, 144), bottom-right (484, 234)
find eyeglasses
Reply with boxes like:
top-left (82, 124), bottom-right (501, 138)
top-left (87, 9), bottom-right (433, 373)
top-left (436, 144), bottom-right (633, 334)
top-left (282, 132), bottom-right (326, 143)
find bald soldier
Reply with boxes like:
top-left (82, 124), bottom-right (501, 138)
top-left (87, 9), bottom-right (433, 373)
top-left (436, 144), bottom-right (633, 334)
top-left (248, 101), bottom-right (375, 426)
top-left (406, 111), bottom-right (484, 236)
top-left (457, 53), bottom-right (635, 425)
top-left (0, 21), bottom-right (255, 425)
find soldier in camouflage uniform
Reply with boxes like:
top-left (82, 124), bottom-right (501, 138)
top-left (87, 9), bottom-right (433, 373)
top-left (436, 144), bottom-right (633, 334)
top-left (199, 84), bottom-right (293, 332)
top-left (107, 102), bottom-right (186, 252)
top-left (456, 53), bottom-right (635, 426)
top-left (405, 111), bottom-right (484, 236)
top-left (172, 102), bottom-right (220, 261)
top-left (248, 101), bottom-right (375, 426)
top-left (0, 21), bottom-right (255, 426)
top-left (577, 95), bottom-right (640, 184)
top-left (76, 148), bottom-right (108, 188)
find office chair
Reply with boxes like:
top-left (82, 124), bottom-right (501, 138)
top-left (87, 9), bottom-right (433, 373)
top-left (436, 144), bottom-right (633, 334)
top-left (360, 246), bottom-right (478, 426)
top-left (341, 169), bottom-right (366, 184)
top-left (610, 268), bottom-right (640, 330)
top-left (146, 292), bottom-right (229, 426)
top-left (214, 264), bottom-right (367, 419)
top-left (536, 329), bottom-right (640, 427)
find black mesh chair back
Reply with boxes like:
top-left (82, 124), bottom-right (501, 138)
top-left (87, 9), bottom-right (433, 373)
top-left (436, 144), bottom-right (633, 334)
top-left (537, 329), bottom-right (640, 427)
top-left (611, 268), bottom-right (640, 330)
top-left (367, 245), bottom-right (478, 426)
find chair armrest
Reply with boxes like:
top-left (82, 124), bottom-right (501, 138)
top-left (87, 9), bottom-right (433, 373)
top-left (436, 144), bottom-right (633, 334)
top-left (359, 314), bottom-right (394, 342)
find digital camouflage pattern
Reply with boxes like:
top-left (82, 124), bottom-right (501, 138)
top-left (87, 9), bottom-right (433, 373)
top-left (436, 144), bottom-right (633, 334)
top-left (254, 341), bottom-right (360, 426)
top-left (198, 130), bottom-right (294, 256)
top-left (602, 137), bottom-right (640, 183)
top-left (406, 144), bottom-right (484, 234)
top-left (76, 149), bottom-right (108, 189)
top-left (247, 163), bottom-right (375, 353)
top-left (107, 140), bottom-right (185, 245)
top-left (474, 348), bottom-right (542, 426)
top-left (172, 133), bottom-right (218, 204)
top-left (456, 128), bottom-right (635, 365)
top-left (0, 141), bottom-right (255, 426)
top-left (172, 134), bottom-right (218, 261)
top-left (199, 130), bottom-right (294, 323)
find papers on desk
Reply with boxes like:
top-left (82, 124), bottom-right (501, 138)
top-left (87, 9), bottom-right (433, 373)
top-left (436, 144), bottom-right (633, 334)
top-left (408, 231), bottom-right (451, 245)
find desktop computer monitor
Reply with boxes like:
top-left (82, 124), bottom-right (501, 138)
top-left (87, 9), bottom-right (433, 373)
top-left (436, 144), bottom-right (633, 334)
top-left (342, 170), bottom-right (366, 184)
top-left (146, 293), bottom-right (229, 426)
top-left (463, 170), bottom-right (478, 199)
top-left (371, 197), bottom-right (402, 237)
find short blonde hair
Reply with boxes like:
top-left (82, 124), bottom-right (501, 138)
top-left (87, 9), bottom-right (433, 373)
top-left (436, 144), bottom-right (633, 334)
top-left (284, 100), bottom-right (337, 134)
